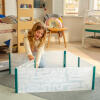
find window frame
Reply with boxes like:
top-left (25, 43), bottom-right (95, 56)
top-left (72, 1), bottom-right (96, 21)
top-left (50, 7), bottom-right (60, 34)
top-left (63, 0), bottom-right (80, 16)
top-left (93, 0), bottom-right (100, 10)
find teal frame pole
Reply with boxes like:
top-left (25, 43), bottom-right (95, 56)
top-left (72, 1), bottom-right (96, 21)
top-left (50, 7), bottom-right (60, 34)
top-left (34, 57), bottom-right (36, 68)
top-left (78, 57), bottom-right (80, 67)
top-left (15, 68), bottom-right (18, 93)
top-left (92, 66), bottom-right (96, 90)
top-left (63, 51), bottom-right (66, 67)
top-left (8, 53), bottom-right (11, 74)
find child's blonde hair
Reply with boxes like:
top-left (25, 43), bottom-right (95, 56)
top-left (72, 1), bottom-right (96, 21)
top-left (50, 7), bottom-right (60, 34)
top-left (28, 22), bottom-right (46, 52)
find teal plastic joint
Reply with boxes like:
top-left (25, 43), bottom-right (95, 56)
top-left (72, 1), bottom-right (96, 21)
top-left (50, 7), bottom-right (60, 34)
top-left (92, 66), bottom-right (96, 90)
top-left (78, 57), bottom-right (80, 67)
top-left (63, 51), bottom-right (66, 67)
top-left (15, 68), bottom-right (18, 93)
top-left (8, 53), bottom-right (11, 74)
top-left (34, 57), bottom-right (36, 68)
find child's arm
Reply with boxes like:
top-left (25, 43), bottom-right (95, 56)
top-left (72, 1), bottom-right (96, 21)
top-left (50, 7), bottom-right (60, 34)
top-left (36, 43), bottom-right (45, 68)
top-left (24, 37), bottom-right (34, 60)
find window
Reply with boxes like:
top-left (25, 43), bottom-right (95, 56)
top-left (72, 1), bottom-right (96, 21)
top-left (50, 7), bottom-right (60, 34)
top-left (34, 0), bottom-right (46, 8)
top-left (94, 0), bottom-right (100, 10)
top-left (64, 0), bottom-right (80, 16)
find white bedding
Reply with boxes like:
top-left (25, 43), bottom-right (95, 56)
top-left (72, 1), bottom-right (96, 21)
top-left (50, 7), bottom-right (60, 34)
top-left (0, 23), bottom-right (17, 30)
top-left (0, 33), bottom-right (12, 46)
top-left (0, 32), bottom-right (17, 46)
top-left (0, 23), bottom-right (17, 46)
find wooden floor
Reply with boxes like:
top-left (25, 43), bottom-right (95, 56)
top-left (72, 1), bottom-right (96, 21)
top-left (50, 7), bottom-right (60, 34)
top-left (0, 42), bottom-right (100, 100)
top-left (0, 42), bottom-right (100, 72)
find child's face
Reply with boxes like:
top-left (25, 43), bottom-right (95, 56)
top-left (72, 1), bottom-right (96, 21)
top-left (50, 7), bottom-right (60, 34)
top-left (34, 29), bottom-right (44, 40)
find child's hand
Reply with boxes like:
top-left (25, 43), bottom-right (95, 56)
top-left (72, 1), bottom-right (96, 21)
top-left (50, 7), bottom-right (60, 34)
top-left (28, 55), bottom-right (34, 60)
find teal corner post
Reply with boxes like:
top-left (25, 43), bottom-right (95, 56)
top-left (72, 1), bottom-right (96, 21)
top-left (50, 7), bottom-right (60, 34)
top-left (8, 53), bottom-right (11, 74)
top-left (63, 51), bottom-right (66, 67)
top-left (34, 57), bottom-right (36, 68)
top-left (92, 66), bottom-right (96, 90)
top-left (15, 68), bottom-right (18, 93)
top-left (78, 57), bottom-right (80, 67)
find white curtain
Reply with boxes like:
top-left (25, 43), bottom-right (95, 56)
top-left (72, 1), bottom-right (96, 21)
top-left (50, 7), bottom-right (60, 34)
top-left (89, 0), bottom-right (94, 10)
top-left (78, 0), bottom-right (89, 16)
top-left (52, 0), bottom-right (63, 16)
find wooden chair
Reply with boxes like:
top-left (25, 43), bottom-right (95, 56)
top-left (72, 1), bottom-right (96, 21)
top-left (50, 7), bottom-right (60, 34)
top-left (47, 27), bottom-right (67, 48)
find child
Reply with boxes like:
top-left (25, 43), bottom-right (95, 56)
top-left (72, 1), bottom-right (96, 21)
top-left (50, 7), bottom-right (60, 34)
top-left (24, 22), bottom-right (46, 68)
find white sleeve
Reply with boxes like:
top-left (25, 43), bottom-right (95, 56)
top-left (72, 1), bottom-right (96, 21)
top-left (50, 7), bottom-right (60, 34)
top-left (36, 44), bottom-right (45, 65)
top-left (24, 37), bottom-right (33, 55)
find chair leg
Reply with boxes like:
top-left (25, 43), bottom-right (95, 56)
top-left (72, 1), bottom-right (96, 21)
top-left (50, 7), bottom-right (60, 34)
top-left (58, 33), bottom-right (60, 45)
top-left (47, 31), bottom-right (51, 48)
top-left (62, 31), bottom-right (67, 48)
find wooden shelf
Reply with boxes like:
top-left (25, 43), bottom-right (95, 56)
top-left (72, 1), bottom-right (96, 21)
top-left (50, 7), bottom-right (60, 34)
top-left (18, 22), bottom-right (33, 29)
top-left (17, 0), bottom-right (34, 53)
top-left (0, 0), bottom-right (5, 15)
top-left (18, 9), bottom-right (33, 17)
top-left (18, 0), bottom-right (34, 4)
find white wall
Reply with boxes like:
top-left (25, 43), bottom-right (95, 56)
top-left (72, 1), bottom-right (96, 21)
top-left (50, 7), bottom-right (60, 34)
top-left (63, 16), bottom-right (84, 42)
top-left (45, 16), bottom-right (84, 43)
top-left (46, 0), bottom-right (89, 42)
top-left (79, 0), bottom-right (89, 16)
top-left (46, 0), bottom-right (52, 14)
top-left (4, 0), bottom-right (87, 42)
top-left (34, 8), bottom-right (44, 21)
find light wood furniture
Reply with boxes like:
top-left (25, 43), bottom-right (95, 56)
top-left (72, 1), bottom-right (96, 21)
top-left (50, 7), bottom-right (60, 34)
top-left (17, 0), bottom-right (34, 53)
top-left (0, 0), bottom-right (5, 15)
top-left (47, 27), bottom-right (67, 48)
top-left (82, 23), bottom-right (100, 47)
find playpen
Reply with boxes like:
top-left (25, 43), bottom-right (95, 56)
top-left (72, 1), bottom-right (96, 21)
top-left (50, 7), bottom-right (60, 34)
top-left (9, 50), bottom-right (96, 93)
